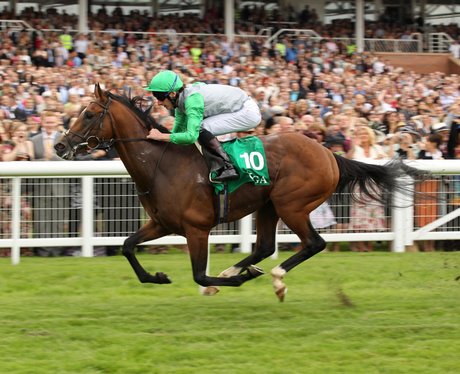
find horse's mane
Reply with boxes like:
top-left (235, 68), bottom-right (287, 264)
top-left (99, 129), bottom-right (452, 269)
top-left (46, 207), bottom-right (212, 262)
top-left (107, 91), bottom-right (170, 133)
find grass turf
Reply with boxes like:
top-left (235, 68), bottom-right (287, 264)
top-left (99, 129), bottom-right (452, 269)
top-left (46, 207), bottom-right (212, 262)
top-left (1, 251), bottom-right (459, 374)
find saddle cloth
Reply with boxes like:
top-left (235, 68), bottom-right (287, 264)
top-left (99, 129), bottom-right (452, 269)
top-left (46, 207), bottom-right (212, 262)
top-left (212, 136), bottom-right (270, 194)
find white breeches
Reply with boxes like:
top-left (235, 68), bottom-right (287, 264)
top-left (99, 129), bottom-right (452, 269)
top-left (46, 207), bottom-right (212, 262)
top-left (201, 98), bottom-right (261, 136)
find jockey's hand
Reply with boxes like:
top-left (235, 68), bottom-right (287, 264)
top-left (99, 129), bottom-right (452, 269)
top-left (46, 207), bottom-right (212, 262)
top-left (147, 128), bottom-right (170, 142)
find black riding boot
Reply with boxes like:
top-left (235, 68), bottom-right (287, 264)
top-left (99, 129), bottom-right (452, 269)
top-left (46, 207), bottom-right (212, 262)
top-left (198, 128), bottom-right (239, 183)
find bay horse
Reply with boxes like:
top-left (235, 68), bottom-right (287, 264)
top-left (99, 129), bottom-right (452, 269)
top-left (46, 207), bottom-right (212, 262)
top-left (55, 84), bottom-right (427, 301)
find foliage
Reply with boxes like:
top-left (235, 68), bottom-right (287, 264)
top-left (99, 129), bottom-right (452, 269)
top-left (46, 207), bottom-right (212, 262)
top-left (1, 252), bottom-right (459, 374)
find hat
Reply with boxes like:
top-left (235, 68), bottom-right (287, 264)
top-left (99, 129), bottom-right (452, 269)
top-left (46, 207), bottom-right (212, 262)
top-left (144, 70), bottom-right (183, 92)
top-left (399, 125), bottom-right (421, 140)
top-left (362, 103), bottom-right (373, 112)
top-left (431, 122), bottom-right (449, 133)
top-left (270, 106), bottom-right (285, 115)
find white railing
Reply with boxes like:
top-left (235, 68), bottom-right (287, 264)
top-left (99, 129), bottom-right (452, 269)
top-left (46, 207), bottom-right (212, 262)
top-left (264, 28), bottom-right (322, 47)
top-left (1, 160), bottom-right (459, 264)
top-left (428, 32), bottom-right (455, 53)
top-left (261, 28), bottom-right (423, 53)
top-left (0, 19), bottom-right (34, 31)
top-left (1, 21), bottom-right (455, 54)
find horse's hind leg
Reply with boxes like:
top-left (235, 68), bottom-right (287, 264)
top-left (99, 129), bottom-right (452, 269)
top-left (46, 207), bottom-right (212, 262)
top-left (271, 216), bottom-right (326, 301)
top-left (202, 202), bottom-right (278, 295)
top-left (122, 219), bottom-right (172, 284)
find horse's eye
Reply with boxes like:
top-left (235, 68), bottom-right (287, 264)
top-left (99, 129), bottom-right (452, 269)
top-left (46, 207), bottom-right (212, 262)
top-left (85, 111), bottom-right (95, 119)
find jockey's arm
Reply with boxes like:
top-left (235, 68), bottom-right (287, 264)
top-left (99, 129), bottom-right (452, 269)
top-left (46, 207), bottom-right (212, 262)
top-left (147, 94), bottom-right (204, 144)
top-left (170, 93), bottom-right (204, 145)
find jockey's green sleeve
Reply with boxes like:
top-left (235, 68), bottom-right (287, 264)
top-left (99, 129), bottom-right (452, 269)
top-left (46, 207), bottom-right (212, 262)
top-left (170, 93), bottom-right (204, 144)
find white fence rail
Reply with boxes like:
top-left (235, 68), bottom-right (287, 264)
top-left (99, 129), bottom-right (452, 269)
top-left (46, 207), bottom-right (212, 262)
top-left (1, 160), bottom-right (459, 264)
top-left (0, 21), bottom-right (452, 54)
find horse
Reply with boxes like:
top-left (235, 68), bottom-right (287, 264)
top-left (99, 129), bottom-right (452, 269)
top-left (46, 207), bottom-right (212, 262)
top-left (55, 84), bottom-right (428, 301)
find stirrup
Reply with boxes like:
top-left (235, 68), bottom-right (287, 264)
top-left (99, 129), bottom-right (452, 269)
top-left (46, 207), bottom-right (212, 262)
top-left (209, 168), bottom-right (239, 183)
top-left (209, 172), bottom-right (218, 184)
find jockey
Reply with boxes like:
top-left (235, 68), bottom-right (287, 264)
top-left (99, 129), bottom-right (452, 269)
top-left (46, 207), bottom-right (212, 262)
top-left (144, 70), bottom-right (261, 183)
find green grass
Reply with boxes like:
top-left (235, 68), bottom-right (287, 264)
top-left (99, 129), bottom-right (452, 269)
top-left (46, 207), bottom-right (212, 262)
top-left (1, 251), bottom-right (459, 374)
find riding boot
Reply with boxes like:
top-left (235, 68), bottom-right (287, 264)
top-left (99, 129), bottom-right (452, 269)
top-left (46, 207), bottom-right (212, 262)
top-left (198, 128), bottom-right (239, 183)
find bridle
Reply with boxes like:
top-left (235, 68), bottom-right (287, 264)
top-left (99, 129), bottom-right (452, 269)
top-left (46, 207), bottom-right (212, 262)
top-left (56, 93), bottom-right (170, 197)
top-left (58, 96), bottom-right (148, 157)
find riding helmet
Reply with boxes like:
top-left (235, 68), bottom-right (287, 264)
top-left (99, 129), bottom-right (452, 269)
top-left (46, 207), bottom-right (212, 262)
top-left (145, 70), bottom-right (183, 93)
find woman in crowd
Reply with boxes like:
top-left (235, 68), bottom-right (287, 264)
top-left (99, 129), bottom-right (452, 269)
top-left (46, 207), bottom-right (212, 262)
top-left (1, 120), bottom-right (34, 161)
top-left (349, 125), bottom-right (388, 252)
top-left (387, 131), bottom-right (417, 160)
top-left (0, 120), bottom-right (33, 256)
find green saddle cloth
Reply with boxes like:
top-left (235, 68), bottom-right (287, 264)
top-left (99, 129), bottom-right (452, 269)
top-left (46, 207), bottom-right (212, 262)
top-left (212, 136), bottom-right (270, 194)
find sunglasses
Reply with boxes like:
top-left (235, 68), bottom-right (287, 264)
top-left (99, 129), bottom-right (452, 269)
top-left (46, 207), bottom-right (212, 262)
top-left (151, 91), bottom-right (170, 102)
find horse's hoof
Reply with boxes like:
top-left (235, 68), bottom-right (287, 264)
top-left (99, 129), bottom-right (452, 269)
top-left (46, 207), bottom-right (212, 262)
top-left (201, 286), bottom-right (220, 296)
top-left (275, 286), bottom-right (287, 302)
top-left (155, 272), bottom-right (172, 284)
top-left (248, 264), bottom-right (265, 278)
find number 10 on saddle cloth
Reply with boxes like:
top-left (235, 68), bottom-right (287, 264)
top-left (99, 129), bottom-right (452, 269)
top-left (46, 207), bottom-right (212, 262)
top-left (212, 136), bottom-right (270, 194)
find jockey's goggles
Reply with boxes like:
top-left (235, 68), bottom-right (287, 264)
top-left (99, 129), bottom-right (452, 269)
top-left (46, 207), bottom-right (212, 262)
top-left (151, 91), bottom-right (170, 102)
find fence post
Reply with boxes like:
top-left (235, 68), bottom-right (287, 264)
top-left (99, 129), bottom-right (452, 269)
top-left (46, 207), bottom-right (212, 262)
top-left (239, 214), bottom-right (252, 253)
top-left (11, 178), bottom-right (21, 265)
top-left (391, 176), bottom-right (414, 252)
top-left (81, 176), bottom-right (94, 257)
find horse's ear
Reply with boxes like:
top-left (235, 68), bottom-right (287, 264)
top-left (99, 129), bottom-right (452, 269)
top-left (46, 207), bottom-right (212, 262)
top-left (94, 83), bottom-right (104, 99)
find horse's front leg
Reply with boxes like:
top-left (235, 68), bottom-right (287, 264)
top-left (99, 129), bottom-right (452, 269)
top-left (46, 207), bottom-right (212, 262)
top-left (122, 219), bottom-right (172, 284)
top-left (202, 202), bottom-right (278, 295)
top-left (186, 227), bottom-right (264, 292)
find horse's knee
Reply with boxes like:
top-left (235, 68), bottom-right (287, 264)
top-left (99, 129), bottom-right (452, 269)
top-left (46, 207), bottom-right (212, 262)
top-left (193, 273), bottom-right (211, 287)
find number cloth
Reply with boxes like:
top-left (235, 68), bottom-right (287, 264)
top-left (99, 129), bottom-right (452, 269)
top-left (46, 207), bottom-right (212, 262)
top-left (212, 136), bottom-right (270, 193)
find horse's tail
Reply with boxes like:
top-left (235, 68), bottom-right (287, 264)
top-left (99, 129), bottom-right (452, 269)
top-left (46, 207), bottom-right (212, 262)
top-left (333, 154), bottom-right (430, 204)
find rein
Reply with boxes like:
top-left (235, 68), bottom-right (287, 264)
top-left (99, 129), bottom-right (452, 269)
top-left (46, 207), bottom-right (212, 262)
top-left (62, 97), bottom-right (150, 155)
top-left (60, 93), bottom-right (169, 197)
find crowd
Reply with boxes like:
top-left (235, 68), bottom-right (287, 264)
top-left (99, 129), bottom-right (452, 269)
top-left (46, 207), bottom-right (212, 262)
top-left (0, 6), bottom-right (459, 255)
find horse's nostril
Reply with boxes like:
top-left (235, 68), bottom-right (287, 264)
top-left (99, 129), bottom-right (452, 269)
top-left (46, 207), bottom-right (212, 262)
top-left (54, 143), bottom-right (65, 152)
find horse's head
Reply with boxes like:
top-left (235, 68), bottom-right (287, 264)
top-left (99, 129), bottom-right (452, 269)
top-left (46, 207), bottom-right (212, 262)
top-left (55, 83), bottom-right (116, 160)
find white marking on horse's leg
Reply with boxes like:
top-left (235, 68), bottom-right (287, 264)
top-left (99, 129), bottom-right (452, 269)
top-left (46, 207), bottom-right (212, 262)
top-left (200, 286), bottom-right (220, 296)
top-left (271, 266), bottom-right (287, 302)
top-left (218, 266), bottom-right (242, 278)
top-left (201, 267), bottom-right (242, 296)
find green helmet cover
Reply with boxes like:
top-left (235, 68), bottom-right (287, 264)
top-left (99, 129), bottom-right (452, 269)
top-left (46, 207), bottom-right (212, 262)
top-left (145, 70), bottom-right (183, 92)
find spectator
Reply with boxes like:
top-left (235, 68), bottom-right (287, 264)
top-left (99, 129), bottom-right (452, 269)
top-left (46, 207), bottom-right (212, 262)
top-left (387, 132), bottom-right (417, 160)
top-left (30, 111), bottom-right (69, 256)
top-left (59, 27), bottom-right (73, 51)
top-left (415, 133), bottom-right (444, 252)
top-left (73, 33), bottom-right (89, 61)
top-left (0, 120), bottom-right (34, 256)
top-left (349, 125), bottom-right (388, 252)
top-left (431, 122), bottom-right (451, 158)
top-left (2, 120), bottom-right (34, 161)
top-left (449, 39), bottom-right (460, 59)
